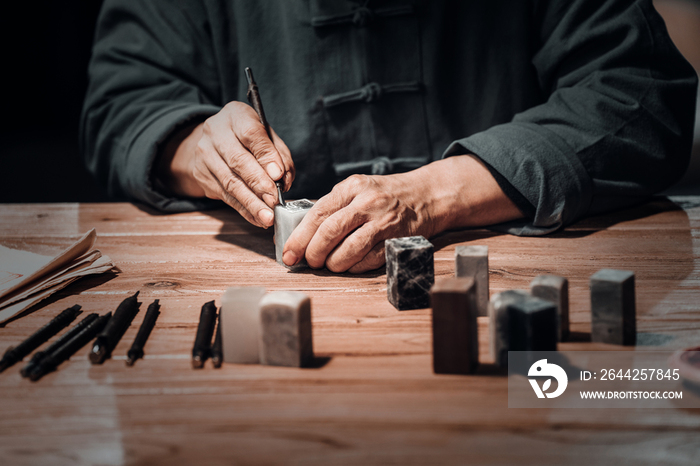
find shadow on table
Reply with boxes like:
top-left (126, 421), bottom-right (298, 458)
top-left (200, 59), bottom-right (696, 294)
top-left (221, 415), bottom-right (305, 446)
top-left (200, 203), bottom-right (506, 274)
top-left (202, 206), bottom-right (386, 278)
top-left (193, 196), bottom-right (692, 281)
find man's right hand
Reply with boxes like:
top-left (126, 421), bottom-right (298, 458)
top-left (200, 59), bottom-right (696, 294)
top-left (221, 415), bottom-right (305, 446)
top-left (157, 101), bottom-right (295, 228)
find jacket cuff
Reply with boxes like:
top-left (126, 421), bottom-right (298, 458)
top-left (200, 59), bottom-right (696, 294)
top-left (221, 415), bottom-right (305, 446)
top-left (120, 104), bottom-right (221, 212)
top-left (443, 121), bottom-right (593, 236)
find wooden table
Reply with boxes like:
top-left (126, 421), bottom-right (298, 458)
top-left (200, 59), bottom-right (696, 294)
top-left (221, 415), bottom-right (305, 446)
top-left (1, 198), bottom-right (699, 465)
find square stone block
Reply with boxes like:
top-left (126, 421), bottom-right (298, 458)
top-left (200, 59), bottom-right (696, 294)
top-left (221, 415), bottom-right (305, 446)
top-left (530, 275), bottom-right (569, 341)
top-left (431, 277), bottom-right (478, 375)
top-left (274, 199), bottom-right (314, 270)
top-left (507, 296), bottom-right (557, 352)
top-left (220, 287), bottom-right (266, 364)
top-left (590, 269), bottom-right (636, 346)
top-left (455, 245), bottom-right (489, 316)
top-left (385, 236), bottom-right (434, 310)
top-left (488, 290), bottom-right (529, 368)
top-left (259, 291), bottom-right (313, 368)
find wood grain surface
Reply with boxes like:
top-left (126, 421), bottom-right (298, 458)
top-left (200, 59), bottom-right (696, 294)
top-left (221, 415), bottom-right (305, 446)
top-left (1, 197), bottom-right (699, 465)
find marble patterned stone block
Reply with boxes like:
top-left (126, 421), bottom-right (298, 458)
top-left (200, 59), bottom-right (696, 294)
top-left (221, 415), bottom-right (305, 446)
top-left (508, 295), bottom-right (558, 352)
top-left (259, 291), bottom-right (314, 368)
top-left (385, 236), bottom-right (434, 310)
top-left (590, 269), bottom-right (636, 346)
top-left (455, 245), bottom-right (489, 316)
top-left (274, 199), bottom-right (314, 270)
top-left (488, 290), bottom-right (529, 368)
top-left (220, 287), bottom-right (266, 364)
top-left (431, 277), bottom-right (478, 375)
top-left (530, 275), bottom-right (570, 341)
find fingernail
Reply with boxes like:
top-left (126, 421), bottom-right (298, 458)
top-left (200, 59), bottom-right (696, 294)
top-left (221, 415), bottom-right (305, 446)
top-left (283, 250), bottom-right (299, 266)
top-left (266, 163), bottom-right (282, 181)
top-left (259, 209), bottom-right (274, 226)
top-left (262, 193), bottom-right (276, 208)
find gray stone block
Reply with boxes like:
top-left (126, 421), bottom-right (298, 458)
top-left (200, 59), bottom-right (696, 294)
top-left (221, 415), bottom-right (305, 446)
top-left (259, 291), bottom-right (314, 368)
top-left (455, 245), bottom-right (489, 316)
top-left (488, 290), bottom-right (529, 368)
top-left (431, 277), bottom-right (478, 375)
top-left (507, 295), bottom-right (558, 352)
top-left (274, 199), bottom-right (314, 270)
top-left (385, 236), bottom-right (434, 310)
top-left (590, 269), bottom-right (636, 346)
top-left (220, 287), bottom-right (266, 364)
top-left (530, 275), bottom-right (570, 341)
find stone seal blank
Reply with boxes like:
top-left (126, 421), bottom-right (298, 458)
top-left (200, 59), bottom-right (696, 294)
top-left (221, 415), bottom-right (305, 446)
top-left (385, 236), bottom-right (434, 310)
top-left (455, 245), bottom-right (489, 316)
top-left (590, 269), bottom-right (636, 346)
top-left (431, 277), bottom-right (478, 375)
top-left (530, 275), bottom-right (569, 341)
top-left (507, 295), bottom-right (557, 352)
top-left (274, 199), bottom-right (314, 270)
top-left (220, 287), bottom-right (266, 364)
top-left (259, 291), bottom-right (313, 368)
top-left (488, 290), bottom-right (529, 368)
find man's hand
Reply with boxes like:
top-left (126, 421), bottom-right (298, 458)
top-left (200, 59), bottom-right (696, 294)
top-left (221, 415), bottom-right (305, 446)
top-left (157, 102), bottom-right (295, 228)
top-left (282, 155), bottom-right (524, 273)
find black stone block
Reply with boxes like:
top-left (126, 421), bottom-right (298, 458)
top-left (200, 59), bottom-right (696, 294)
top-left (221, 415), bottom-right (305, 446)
top-left (385, 236), bottom-right (434, 310)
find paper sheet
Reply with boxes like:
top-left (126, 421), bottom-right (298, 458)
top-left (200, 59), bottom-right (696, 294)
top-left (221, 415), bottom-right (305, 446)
top-left (0, 229), bottom-right (117, 324)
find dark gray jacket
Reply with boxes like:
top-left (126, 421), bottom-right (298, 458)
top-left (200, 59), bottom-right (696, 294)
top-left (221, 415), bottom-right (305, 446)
top-left (81, 0), bottom-right (698, 234)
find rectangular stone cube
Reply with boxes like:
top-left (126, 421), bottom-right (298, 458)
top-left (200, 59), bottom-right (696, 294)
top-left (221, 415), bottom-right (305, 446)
top-left (590, 269), bottom-right (636, 346)
top-left (259, 291), bottom-right (314, 368)
top-left (431, 277), bottom-right (478, 375)
top-left (530, 275), bottom-right (570, 341)
top-left (274, 199), bottom-right (314, 270)
top-left (488, 290), bottom-right (529, 368)
top-left (385, 236), bottom-right (434, 310)
top-left (507, 296), bottom-right (558, 352)
top-left (220, 287), bottom-right (266, 364)
top-left (455, 245), bottom-right (489, 316)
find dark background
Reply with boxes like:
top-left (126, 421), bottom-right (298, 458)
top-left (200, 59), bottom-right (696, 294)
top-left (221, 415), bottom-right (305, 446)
top-left (0, 2), bottom-right (107, 203)
top-left (1, 0), bottom-right (698, 204)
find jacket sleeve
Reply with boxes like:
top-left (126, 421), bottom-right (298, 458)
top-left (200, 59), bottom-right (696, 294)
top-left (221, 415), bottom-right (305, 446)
top-left (80, 0), bottom-right (222, 211)
top-left (443, 0), bottom-right (698, 235)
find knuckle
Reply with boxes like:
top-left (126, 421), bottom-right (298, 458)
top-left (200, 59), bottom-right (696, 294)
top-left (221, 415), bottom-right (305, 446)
top-left (201, 119), bottom-right (215, 136)
top-left (194, 141), bottom-right (208, 159)
top-left (326, 259), bottom-right (348, 274)
top-left (345, 174), bottom-right (367, 191)
top-left (193, 169), bottom-right (206, 185)
top-left (346, 233), bottom-right (371, 256)
top-left (318, 219), bottom-right (342, 242)
top-left (307, 257), bottom-right (325, 270)
top-left (248, 139), bottom-right (278, 164)
top-left (240, 122), bottom-right (263, 143)
top-left (366, 253), bottom-right (386, 270)
top-left (242, 172), bottom-right (268, 194)
top-left (308, 202), bottom-right (327, 221)
top-left (304, 248), bottom-right (325, 269)
top-left (223, 148), bottom-right (246, 168)
top-left (221, 175), bottom-right (239, 195)
top-left (224, 101), bottom-right (244, 113)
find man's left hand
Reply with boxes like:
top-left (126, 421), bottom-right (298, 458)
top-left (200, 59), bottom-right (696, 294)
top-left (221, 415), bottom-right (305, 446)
top-left (282, 155), bottom-right (524, 273)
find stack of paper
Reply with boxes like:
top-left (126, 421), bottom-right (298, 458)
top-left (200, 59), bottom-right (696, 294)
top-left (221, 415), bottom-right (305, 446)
top-left (0, 229), bottom-right (118, 324)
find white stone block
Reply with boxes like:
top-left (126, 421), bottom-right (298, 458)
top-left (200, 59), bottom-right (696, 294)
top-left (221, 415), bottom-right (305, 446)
top-left (455, 245), bottom-right (489, 316)
top-left (220, 287), bottom-right (266, 364)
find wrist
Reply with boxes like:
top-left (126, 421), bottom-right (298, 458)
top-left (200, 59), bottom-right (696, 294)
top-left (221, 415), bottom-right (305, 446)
top-left (390, 155), bottom-right (524, 236)
top-left (155, 122), bottom-right (205, 198)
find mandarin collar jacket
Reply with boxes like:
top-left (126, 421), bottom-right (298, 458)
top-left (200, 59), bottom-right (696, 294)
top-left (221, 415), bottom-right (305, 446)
top-left (81, 0), bottom-right (697, 235)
